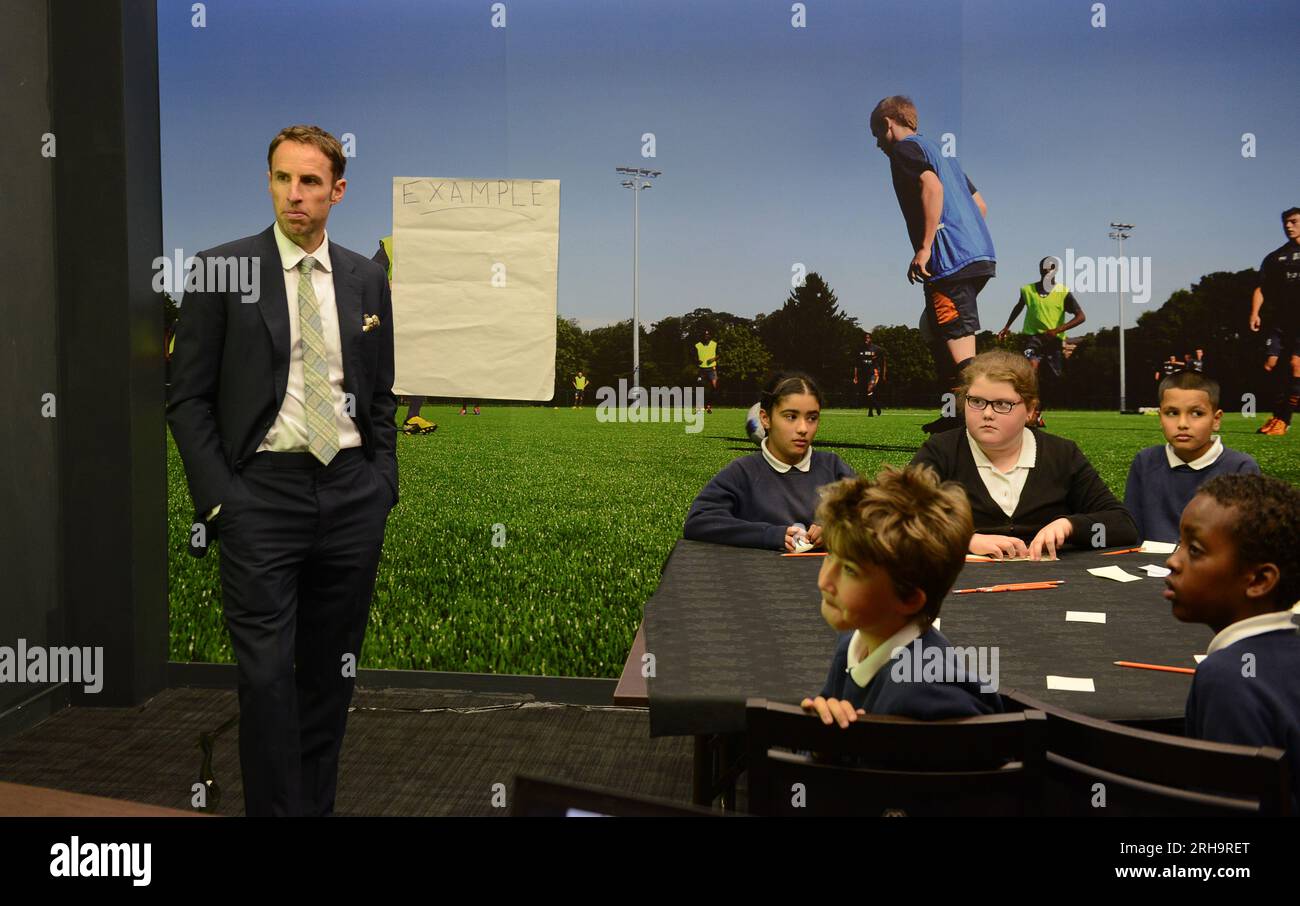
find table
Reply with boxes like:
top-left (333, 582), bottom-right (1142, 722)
top-left (623, 539), bottom-right (1212, 805)
top-left (0, 781), bottom-right (205, 817)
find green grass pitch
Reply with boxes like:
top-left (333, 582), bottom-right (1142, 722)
top-left (167, 407), bottom-right (1299, 678)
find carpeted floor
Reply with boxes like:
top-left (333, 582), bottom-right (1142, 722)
top-left (0, 687), bottom-right (694, 816)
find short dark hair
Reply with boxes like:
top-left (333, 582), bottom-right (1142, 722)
top-left (1196, 474), bottom-right (1300, 609)
top-left (1282, 207), bottom-right (1300, 222)
top-left (760, 371), bottom-right (823, 415)
top-left (1158, 370), bottom-right (1220, 409)
top-left (267, 125), bottom-right (346, 181)
top-left (817, 465), bottom-right (974, 628)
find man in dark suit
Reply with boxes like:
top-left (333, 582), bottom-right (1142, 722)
top-left (167, 125), bottom-right (397, 816)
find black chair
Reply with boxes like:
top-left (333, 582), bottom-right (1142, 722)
top-left (510, 774), bottom-right (726, 817)
top-left (743, 698), bottom-right (1046, 816)
top-left (1005, 690), bottom-right (1292, 816)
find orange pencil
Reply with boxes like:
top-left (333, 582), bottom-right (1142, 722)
top-left (781, 551), bottom-right (827, 558)
top-left (1100, 547), bottom-right (1144, 556)
top-left (1113, 660), bottom-right (1196, 675)
top-left (955, 581), bottom-right (1063, 594)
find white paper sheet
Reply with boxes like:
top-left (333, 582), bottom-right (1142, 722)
top-left (1140, 540), bottom-right (1178, 554)
top-left (1066, 611), bottom-right (1107, 624)
top-left (1140, 564), bottom-right (1172, 577)
top-left (391, 177), bottom-right (560, 400)
top-left (1087, 565), bottom-right (1143, 583)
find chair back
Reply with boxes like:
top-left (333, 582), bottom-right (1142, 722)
top-left (1005, 690), bottom-right (1292, 816)
top-left (744, 698), bottom-right (1046, 817)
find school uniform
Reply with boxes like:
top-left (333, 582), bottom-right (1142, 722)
top-left (682, 441), bottom-right (854, 550)
top-left (819, 621), bottom-right (1004, 718)
top-left (1185, 608), bottom-right (1300, 811)
top-left (1124, 437), bottom-right (1260, 543)
top-left (911, 427), bottom-right (1138, 547)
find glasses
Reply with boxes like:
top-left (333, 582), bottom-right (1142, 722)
top-left (966, 396), bottom-right (1022, 414)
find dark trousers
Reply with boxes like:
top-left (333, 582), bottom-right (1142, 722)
top-left (217, 447), bottom-right (391, 816)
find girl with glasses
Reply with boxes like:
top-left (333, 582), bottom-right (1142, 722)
top-left (910, 350), bottom-right (1137, 559)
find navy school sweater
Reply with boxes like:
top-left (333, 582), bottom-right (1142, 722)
top-left (1124, 444), bottom-right (1261, 544)
top-left (819, 628), bottom-right (1005, 719)
top-left (1185, 628), bottom-right (1300, 812)
top-left (682, 449), bottom-right (855, 550)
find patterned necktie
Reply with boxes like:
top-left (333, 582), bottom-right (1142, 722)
top-left (296, 256), bottom-right (340, 465)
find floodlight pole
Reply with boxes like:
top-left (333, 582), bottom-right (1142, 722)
top-left (617, 167), bottom-right (661, 393)
top-left (1109, 222), bottom-right (1134, 412)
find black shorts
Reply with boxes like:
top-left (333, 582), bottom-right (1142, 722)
top-left (923, 274), bottom-right (987, 342)
top-left (1264, 326), bottom-right (1300, 360)
top-left (1024, 334), bottom-right (1064, 377)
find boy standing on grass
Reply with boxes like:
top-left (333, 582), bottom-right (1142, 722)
top-left (870, 95), bottom-right (995, 435)
top-left (1124, 371), bottom-right (1260, 544)
top-left (801, 465), bottom-right (1004, 726)
top-left (1164, 474), bottom-right (1300, 810)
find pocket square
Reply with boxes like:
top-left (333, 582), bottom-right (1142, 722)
top-left (362, 314), bottom-right (381, 332)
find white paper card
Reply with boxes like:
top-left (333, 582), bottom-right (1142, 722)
top-left (1140, 540), bottom-right (1178, 554)
top-left (932, 618), bottom-right (941, 631)
top-left (1088, 565), bottom-right (1143, 583)
top-left (1066, 611), bottom-right (1107, 623)
top-left (1047, 675), bottom-right (1096, 692)
top-left (1141, 564), bottom-right (1172, 577)
top-left (1194, 654), bottom-right (1206, 664)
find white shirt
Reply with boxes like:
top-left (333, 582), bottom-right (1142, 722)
top-left (846, 621), bottom-right (924, 689)
top-left (257, 223), bottom-right (363, 454)
top-left (1205, 605), bottom-right (1300, 657)
top-left (760, 437), bottom-right (812, 473)
top-left (1165, 435), bottom-right (1224, 470)
top-left (968, 428), bottom-right (1037, 517)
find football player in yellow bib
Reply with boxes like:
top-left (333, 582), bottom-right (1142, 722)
top-left (997, 256), bottom-right (1086, 428)
top-left (695, 329), bottom-right (718, 414)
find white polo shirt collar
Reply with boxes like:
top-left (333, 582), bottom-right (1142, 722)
top-left (761, 438), bottom-right (812, 473)
top-left (846, 620), bottom-right (924, 689)
top-left (1206, 605), bottom-right (1300, 657)
top-left (1165, 435), bottom-right (1224, 470)
top-left (968, 427), bottom-right (1037, 472)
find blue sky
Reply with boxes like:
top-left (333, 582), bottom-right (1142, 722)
top-left (159, 0), bottom-right (1300, 332)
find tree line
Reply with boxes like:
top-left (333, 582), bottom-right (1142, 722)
top-left (557, 269), bottom-right (1274, 412)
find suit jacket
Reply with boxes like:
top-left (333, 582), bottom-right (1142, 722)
top-left (166, 225), bottom-right (398, 521)
top-left (910, 428), bottom-right (1137, 547)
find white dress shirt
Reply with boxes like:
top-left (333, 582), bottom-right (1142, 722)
top-left (968, 428), bottom-right (1037, 517)
top-left (258, 222), bottom-right (363, 454)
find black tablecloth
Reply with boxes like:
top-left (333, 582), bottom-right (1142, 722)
top-left (645, 540), bottom-right (1212, 736)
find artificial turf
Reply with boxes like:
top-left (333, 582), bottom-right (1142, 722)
top-left (167, 406), bottom-right (1299, 677)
